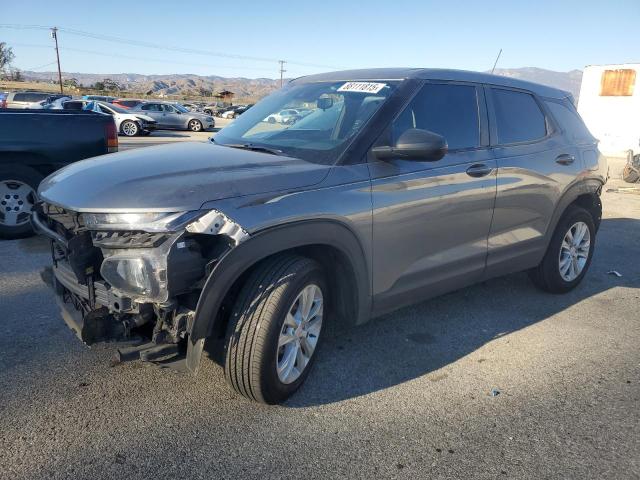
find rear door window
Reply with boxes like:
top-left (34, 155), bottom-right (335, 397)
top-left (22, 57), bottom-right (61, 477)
top-left (491, 89), bottom-right (547, 144)
top-left (392, 83), bottom-right (480, 150)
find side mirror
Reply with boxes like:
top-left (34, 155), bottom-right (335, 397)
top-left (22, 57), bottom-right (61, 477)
top-left (372, 128), bottom-right (447, 161)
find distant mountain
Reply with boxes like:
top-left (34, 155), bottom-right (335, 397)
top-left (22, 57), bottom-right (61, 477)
top-left (20, 71), bottom-right (283, 102)
top-left (21, 67), bottom-right (583, 101)
top-left (489, 67), bottom-right (583, 99)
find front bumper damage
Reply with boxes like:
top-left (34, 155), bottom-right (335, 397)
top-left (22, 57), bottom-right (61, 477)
top-left (32, 202), bottom-right (248, 371)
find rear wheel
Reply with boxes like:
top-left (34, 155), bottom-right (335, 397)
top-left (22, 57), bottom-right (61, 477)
top-left (0, 166), bottom-right (43, 239)
top-left (529, 205), bottom-right (595, 293)
top-left (188, 119), bottom-right (203, 132)
top-left (120, 120), bottom-right (139, 137)
top-left (224, 254), bottom-right (326, 404)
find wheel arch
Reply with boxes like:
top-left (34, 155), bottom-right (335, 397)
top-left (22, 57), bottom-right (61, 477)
top-left (546, 179), bottom-right (603, 245)
top-left (186, 219), bottom-right (371, 373)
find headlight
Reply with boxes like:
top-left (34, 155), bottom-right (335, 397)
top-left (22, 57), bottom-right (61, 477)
top-left (101, 255), bottom-right (165, 301)
top-left (82, 211), bottom-right (202, 232)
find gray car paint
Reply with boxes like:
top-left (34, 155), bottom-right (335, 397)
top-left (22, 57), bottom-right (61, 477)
top-left (130, 102), bottom-right (213, 130)
top-left (37, 68), bottom-right (607, 328)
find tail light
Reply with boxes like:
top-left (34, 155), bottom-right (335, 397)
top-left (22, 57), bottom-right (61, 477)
top-left (0, 98), bottom-right (6, 108)
top-left (105, 119), bottom-right (118, 153)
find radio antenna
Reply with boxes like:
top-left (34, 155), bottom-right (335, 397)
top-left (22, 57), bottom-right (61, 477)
top-left (491, 48), bottom-right (503, 74)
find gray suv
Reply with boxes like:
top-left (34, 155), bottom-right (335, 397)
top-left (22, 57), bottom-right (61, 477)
top-left (33, 69), bottom-right (607, 404)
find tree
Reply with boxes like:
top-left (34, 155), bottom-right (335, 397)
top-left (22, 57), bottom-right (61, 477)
top-left (93, 81), bottom-right (105, 91)
top-left (64, 78), bottom-right (79, 88)
top-left (0, 42), bottom-right (15, 75)
top-left (12, 69), bottom-right (23, 82)
top-left (102, 78), bottom-right (121, 91)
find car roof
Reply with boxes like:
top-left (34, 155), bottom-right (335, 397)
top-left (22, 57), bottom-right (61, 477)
top-left (293, 68), bottom-right (572, 100)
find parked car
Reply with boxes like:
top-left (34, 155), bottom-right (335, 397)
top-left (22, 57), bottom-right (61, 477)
top-left (112, 98), bottom-right (144, 109)
top-left (41, 95), bottom-right (73, 109)
top-left (33, 69), bottom-right (606, 404)
top-left (0, 108), bottom-right (118, 238)
top-left (131, 101), bottom-right (214, 131)
top-left (82, 95), bottom-right (116, 103)
top-left (85, 101), bottom-right (157, 136)
top-left (221, 104), bottom-right (253, 119)
top-left (5, 91), bottom-right (56, 109)
top-left (264, 108), bottom-right (303, 124)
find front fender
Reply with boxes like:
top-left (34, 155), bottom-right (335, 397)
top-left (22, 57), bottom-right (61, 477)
top-left (185, 219), bottom-right (371, 373)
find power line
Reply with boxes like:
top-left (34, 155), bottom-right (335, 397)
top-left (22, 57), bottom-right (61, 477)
top-left (11, 43), bottom-right (282, 72)
top-left (0, 23), bottom-right (340, 70)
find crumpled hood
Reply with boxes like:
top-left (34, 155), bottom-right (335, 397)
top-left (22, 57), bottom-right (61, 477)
top-left (38, 142), bottom-right (331, 212)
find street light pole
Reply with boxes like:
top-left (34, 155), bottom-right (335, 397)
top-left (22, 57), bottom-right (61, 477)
top-left (51, 27), bottom-right (63, 94)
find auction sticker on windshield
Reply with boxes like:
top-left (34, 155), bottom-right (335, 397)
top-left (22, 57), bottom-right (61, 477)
top-left (337, 82), bottom-right (387, 94)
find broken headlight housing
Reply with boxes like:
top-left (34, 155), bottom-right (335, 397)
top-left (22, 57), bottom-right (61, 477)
top-left (84, 209), bottom-right (248, 304)
top-left (82, 211), bottom-right (202, 232)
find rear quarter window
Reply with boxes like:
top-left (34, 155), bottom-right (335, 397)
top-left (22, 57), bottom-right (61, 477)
top-left (492, 89), bottom-right (547, 144)
top-left (545, 100), bottom-right (594, 144)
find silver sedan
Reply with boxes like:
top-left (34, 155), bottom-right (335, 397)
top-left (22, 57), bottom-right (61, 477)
top-left (131, 102), bottom-right (215, 132)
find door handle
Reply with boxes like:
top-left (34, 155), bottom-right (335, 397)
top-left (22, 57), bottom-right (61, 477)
top-left (556, 154), bottom-right (575, 165)
top-left (466, 164), bottom-right (493, 178)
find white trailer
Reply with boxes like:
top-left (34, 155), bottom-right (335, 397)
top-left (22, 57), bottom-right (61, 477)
top-left (578, 64), bottom-right (639, 159)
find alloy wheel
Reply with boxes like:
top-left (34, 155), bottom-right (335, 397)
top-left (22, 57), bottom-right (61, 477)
top-left (122, 121), bottom-right (138, 136)
top-left (0, 180), bottom-right (36, 227)
top-left (558, 221), bottom-right (591, 281)
top-left (189, 120), bottom-right (202, 132)
top-left (276, 284), bottom-right (323, 384)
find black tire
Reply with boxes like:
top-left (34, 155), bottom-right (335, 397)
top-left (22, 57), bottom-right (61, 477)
top-left (0, 165), bottom-right (43, 239)
top-left (189, 119), bottom-right (203, 132)
top-left (528, 205), bottom-right (596, 293)
top-left (622, 164), bottom-right (639, 183)
top-left (224, 254), bottom-right (327, 404)
top-left (120, 120), bottom-right (139, 137)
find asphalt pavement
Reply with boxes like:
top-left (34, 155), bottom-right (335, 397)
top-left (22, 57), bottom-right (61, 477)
top-left (1, 158), bottom-right (638, 480)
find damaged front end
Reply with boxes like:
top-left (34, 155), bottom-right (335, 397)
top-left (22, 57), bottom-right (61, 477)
top-left (32, 203), bottom-right (248, 368)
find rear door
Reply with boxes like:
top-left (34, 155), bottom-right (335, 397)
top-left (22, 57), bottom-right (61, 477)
top-left (369, 82), bottom-right (497, 313)
top-left (484, 87), bottom-right (583, 277)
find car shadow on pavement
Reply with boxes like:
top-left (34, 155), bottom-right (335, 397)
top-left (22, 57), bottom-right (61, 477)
top-left (284, 217), bottom-right (640, 407)
top-left (147, 131), bottom-right (191, 138)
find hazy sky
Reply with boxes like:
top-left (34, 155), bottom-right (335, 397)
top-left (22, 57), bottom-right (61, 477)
top-left (2, 0), bottom-right (639, 79)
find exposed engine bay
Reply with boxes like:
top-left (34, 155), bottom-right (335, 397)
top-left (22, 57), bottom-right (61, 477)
top-left (33, 202), bottom-right (248, 367)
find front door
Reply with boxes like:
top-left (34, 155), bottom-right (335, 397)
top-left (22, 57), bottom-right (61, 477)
top-left (369, 82), bottom-right (497, 314)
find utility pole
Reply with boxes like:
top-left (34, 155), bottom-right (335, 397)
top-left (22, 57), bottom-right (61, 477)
top-left (491, 48), bottom-right (502, 75)
top-left (51, 27), bottom-right (63, 94)
top-left (278, 60), bottom-right (286, 88)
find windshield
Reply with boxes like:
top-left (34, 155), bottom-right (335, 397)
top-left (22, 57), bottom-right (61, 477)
top-left (174, 104), bottom-right (190, 113)
top-left (214, 80), bottom-right (398, 164)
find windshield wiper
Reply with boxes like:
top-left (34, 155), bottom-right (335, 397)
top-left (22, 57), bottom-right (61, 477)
top-left (222, 143), bottom-right (287, 156)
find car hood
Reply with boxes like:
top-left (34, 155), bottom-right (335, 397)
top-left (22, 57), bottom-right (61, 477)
top-left (38, 142), bottom-right (331, 212)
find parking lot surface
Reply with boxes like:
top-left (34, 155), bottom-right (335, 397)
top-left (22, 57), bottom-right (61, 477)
top-left (1, 159), bottom-right (639, 479)
top-left (118, 117), bottom-right (232, 150)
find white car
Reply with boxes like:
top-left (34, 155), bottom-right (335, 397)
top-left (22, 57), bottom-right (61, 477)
top-left (60, 100), bottom-right (157, 136)
top-left (264, 109), bottom-right (302, 124)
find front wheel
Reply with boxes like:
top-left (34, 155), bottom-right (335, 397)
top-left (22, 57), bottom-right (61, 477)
top-left (224, 254), bottom-right (326, 404)
top-left (529, 205), bottom-right (596, 293)
top-left (120, 120), bottom-right (139, 137)
top-left (188, 119), bottom-right (203, 132)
